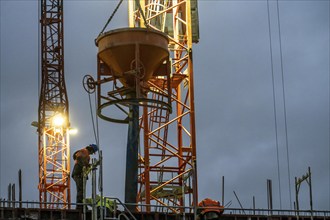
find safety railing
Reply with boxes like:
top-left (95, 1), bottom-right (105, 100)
top-left (101, 197), bottom-right (137, 220)
top-left (0, 199), bottom-right (76, 209)
top-left (222, 207), bottom-right (330, 217)
top-left (1, 198), bottom-right (330, 219)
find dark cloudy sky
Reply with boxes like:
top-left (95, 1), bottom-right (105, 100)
top-left (1, 0), bottom-right (329, 211)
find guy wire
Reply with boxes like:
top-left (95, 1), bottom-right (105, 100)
top-left (276, 0), bottom-right (293, 209)
top-left (328, 0), bottom-right (330, 210)
top-left (267, 0), bottom-right (282, 209)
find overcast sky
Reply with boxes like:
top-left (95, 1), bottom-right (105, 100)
top-left (1, 0), bottom-right (329, 211)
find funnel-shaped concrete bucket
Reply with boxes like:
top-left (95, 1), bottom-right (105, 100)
top-left (96, 28), bottom-right (169, 87)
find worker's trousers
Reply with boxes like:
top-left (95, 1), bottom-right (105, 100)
top-left (73, 175), bottom-right (84, 210)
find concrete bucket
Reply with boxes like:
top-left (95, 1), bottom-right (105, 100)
top-left (96, 28), bottom-right (169, 88)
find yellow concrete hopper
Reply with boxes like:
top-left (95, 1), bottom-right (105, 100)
top-left (96, 28), bottom-right (169, 87)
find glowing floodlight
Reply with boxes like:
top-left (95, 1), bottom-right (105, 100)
top-left (69, 128), bottom-right (78, 135)
top-left (52, 114), bottom-right (65, 127)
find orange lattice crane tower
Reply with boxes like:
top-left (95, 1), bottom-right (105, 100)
top-left (129, 0), bottom-right (200, 213)
top-left (36, 0), bottom-right (71, 209)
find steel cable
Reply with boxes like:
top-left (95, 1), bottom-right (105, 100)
top-left (276, 0), bottom-right (292, 209)
top-left (98, 0), bottom-right (124, 37)
top-left (88, 92), bottom-right (99, 146)
top-left (267, 0), bottom-right (282, 209)
top-left (329, 0), bottom-right (330, 210)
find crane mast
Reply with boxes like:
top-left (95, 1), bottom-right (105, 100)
top-left (38, 0), bottom-right (71, 209)
top-left (128, 0), bottom-right (200, 213)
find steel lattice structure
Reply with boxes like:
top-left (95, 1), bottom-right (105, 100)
top-left (38, 0), bottom-right (71, 209)
top-left (128, 0), bottom-right (200, 213)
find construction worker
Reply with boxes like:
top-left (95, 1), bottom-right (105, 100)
top-left (71, 144), bottom-right (98, 210)
top-left (197, 198), bottom-right (224, 220)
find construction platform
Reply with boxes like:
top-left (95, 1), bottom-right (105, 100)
top-left (1, 207), bottom-right (330, 220)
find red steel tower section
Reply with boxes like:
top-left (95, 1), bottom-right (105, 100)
top-left (38, 0), bottom-right (71, 209)
top-left (128, 0), bottom-right (200, 213)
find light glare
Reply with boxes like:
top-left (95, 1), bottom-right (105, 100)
top-left (69, 128), bottom-right (78, 135)
top-left (53, 114), bottom-right (65, 127)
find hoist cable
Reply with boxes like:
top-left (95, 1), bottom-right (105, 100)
top-left (88, 92), bottom-right (99, 145)
top-left (98, 0), bottom-right (124, 36)
top-left (38, 0), bottom-right (43, 111)
top-left (328, 0), bottom-right (330, 210)
top-left (276, 0), bottom-right (293, 209)
top-left (267, 0), bottom-right (282, 209)
top-left (98, 0), bottom-right (149, 39)
top-left (87, 91), bottom-right (104, 214)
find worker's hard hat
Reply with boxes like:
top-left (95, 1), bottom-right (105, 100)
top-left (89, 144), bottom-right (98, 153)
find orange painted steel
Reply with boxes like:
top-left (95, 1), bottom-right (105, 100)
top-left (38, 0), bottom-right (71, 209)
top-left (129, 0), bottom-right (199, 213)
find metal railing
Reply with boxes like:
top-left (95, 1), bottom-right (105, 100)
top-left (100, 197), bottom-right (137, 220)
top-left (1, 198), bottom-right (330, 219)
top-left (222, 207), bottom-right (330, 217)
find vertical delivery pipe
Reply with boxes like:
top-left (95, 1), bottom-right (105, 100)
top-left (125, 99), bottom-right (139, 212)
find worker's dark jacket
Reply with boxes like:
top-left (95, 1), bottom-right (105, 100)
top-left (72, 148), bottom-right (90, 177)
